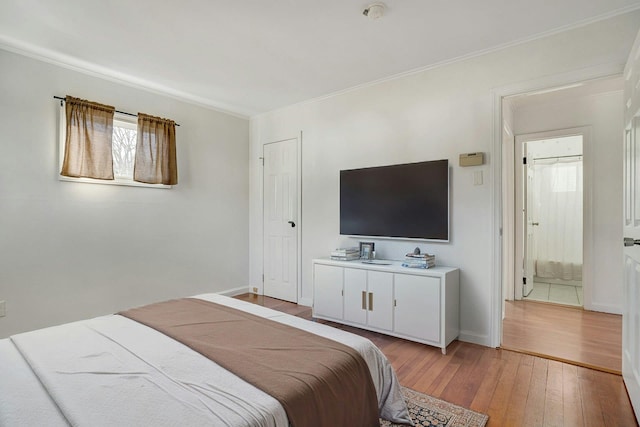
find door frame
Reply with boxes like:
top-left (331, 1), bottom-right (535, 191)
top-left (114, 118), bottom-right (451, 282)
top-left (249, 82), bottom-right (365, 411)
top-left (512, 129), bottom-right (590, 304)
top-left (489, 63), bottom-right (622, 348)
top-left (261, 134), bottom-right (303, 303)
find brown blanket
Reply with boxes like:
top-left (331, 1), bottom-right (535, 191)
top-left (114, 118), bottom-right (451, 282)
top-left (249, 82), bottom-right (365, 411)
top-left (119, 298), bottom-right (380, 427)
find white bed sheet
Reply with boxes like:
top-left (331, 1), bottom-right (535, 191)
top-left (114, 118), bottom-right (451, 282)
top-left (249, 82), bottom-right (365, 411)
top-left (0, 294), bottom-right (410, 426)
top-left (0, 340), bottom-right (68, 427)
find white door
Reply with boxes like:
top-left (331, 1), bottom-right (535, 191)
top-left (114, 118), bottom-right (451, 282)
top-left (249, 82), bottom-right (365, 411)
top-left (394, 274), bottom-right (440, 342)
top-left (263, 139), bottom-right (298, 302)
top-left (523, 153), bottom-right (535, 297)
top-left (344, 268), bottom-right (367, 326)
top-left (623, 115), bottom-right (640, 418)
top-left (514, 136), bottom-right (527, 299)
top-left (312, 264), bottom-right (343, 320)
top-left (366, 271), bottom-right (393, 331)
top-left (623, 37), bottom-right (640, 418)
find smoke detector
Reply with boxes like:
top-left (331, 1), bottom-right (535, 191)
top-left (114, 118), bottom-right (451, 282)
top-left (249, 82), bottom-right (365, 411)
top-left (363, 3), bottom-right (385, 20)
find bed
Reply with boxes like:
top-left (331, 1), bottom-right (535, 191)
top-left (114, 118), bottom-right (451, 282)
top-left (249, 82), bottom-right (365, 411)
top-left (0, 293), bottom-right (412, 426)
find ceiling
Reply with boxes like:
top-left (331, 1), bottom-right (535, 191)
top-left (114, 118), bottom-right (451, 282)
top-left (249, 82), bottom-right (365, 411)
top-left (1, 1), bottom-right (639, 117)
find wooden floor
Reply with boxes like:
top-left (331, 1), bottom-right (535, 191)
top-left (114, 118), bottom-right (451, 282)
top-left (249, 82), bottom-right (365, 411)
top-left (502, 300), bottom-right (622, 374)
top-left (235, 294), bottom-right (638, 427)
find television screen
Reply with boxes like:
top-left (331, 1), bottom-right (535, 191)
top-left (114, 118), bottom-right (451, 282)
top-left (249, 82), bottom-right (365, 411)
top-left (340, 159), bottom-right (449, 241)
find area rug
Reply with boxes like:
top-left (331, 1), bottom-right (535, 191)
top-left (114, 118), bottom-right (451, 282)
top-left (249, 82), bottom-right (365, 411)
top-left (381, 387), bottom-right (489, 427)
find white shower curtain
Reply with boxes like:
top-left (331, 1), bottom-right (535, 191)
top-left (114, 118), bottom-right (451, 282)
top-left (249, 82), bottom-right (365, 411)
top-left (532, 157), bottom-right (583, 281)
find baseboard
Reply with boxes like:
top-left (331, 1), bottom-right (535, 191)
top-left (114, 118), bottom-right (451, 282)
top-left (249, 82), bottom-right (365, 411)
top-left (217, 286), bottom-right (250, 297)
top-left (298, 297), bottom-right (313, 307)
top-left (587, 302), bottom-right (622, 315)
top-left (458, 330), bottom-right (491, 347)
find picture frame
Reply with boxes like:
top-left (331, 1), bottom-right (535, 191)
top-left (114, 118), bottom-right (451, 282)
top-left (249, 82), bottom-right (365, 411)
top-left (359, 241), bottom-right (375, 260)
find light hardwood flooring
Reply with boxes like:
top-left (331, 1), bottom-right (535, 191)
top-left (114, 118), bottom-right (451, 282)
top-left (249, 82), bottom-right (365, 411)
top-left (502, 300), bottom-right (622, 374)
top-left (235, 294), bottom-right (638, 427)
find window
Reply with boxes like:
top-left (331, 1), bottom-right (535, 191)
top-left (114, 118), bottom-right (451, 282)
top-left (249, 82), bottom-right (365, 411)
top-left (58, 105), bottom-right (171, 188)
top-left (112, 118), bottom-right (137, 179)
top-left (551, 162), bottom-right (582, 193)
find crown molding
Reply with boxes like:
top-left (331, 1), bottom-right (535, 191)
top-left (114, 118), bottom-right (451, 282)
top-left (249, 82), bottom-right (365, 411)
top-left (255, 5), bottom-right (640, 119)
top-left (0, 34), bottom-right (252, 119)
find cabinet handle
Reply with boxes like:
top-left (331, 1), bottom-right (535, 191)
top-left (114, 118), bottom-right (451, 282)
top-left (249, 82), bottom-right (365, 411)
top-left (362, 291), bottom-right (367, 310)
top-left (368, 292), bottom-right (373, 311)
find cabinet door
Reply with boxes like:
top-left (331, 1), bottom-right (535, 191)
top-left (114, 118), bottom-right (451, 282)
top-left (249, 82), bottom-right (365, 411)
top-left (344, 268), bottom-right (367, 325)
top-left (313, 264), bottom-right (343, 320)
top-left (394, 274), bottom-right (440, 342)
top-left (367, 271), bottom-right (394, 331)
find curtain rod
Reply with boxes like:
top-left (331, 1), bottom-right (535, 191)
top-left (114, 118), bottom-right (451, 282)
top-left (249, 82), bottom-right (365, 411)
top-left (53, 96), bottom-right (180, 126)
top-left (532, 154), bottom-right (582, 161)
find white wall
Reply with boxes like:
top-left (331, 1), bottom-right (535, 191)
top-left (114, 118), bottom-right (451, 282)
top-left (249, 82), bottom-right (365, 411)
top-left (0, 50), bottom-right (250, 338)
top-left (249, 12), bottom-right (640, 346)
top-left (513, 91), bottom-right (624, 313)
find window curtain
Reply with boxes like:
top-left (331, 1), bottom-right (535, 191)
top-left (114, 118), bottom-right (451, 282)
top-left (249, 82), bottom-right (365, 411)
top-left (133, 113), bottom-right (177, 185)
top-left (60, 96), bottom-right (115, 180)
top-left (532, 157), bottom-right (583, 281)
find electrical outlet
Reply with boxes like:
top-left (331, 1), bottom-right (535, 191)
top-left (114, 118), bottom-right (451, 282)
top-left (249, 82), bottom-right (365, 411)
top-left (252, 287), bottom-right (258, 293)
top-left (0, 300), bottom-right (5, 317)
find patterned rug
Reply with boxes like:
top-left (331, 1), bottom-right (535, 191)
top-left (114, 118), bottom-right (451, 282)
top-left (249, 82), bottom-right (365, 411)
top-left (380, 387), bottom-right (489, 427)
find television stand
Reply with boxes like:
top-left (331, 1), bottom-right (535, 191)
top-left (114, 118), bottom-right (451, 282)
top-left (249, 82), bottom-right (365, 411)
top-left (312, 258), bottom-right (459, 354)
top-left (360, 259), bottom-right (393, 265)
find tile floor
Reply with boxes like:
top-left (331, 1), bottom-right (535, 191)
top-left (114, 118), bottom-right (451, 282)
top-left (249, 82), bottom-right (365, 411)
top-left (523, 281), bottom-right (583, 306)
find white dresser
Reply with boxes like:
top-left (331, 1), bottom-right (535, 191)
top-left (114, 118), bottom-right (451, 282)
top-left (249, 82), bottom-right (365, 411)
top-left (312, 258), bottom-right (459, 354)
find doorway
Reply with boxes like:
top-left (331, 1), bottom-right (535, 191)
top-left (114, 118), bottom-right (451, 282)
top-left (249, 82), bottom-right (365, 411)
top-left (497, 75), bottom-right (624, 373)
top-left (517, 135), bottom-right (584, 307)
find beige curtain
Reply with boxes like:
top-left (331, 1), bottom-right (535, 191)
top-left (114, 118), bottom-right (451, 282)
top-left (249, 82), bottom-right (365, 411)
top-left (61, 96), bottom-right (115, 179)
top-left (134, 113), bottom-right (177, 185)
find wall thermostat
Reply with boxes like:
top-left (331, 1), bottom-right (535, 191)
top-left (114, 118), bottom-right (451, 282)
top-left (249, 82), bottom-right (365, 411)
top-left (459, 152), bottom-right (484, 167)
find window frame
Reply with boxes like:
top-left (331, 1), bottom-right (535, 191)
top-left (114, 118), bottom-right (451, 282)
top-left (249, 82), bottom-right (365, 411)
top-left (58, 104), bottom-right (172, 189)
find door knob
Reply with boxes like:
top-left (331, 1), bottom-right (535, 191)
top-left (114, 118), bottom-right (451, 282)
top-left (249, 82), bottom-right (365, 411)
top-left (531, 222), bottom-right (539, 226)
top-left (288, 221), bottom-right (296, 228)
top-left (624, 237), bottom-right (640, 247)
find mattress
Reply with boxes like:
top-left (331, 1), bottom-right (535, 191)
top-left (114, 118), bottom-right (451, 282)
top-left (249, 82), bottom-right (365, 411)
top-left (0, 294), bottom-right (411, 426)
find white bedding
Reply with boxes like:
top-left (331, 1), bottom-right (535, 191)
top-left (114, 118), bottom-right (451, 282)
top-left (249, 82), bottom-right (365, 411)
top-left (0, 294), bottom-right (410, 426)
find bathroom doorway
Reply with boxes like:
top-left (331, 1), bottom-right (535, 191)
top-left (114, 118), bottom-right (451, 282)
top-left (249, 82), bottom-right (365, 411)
top-left (516, 134), bottom-right (584, 307)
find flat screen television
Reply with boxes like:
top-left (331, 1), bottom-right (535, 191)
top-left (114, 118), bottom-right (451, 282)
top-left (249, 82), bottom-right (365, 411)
top-left (340, 159), bottom-right (449, 241)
